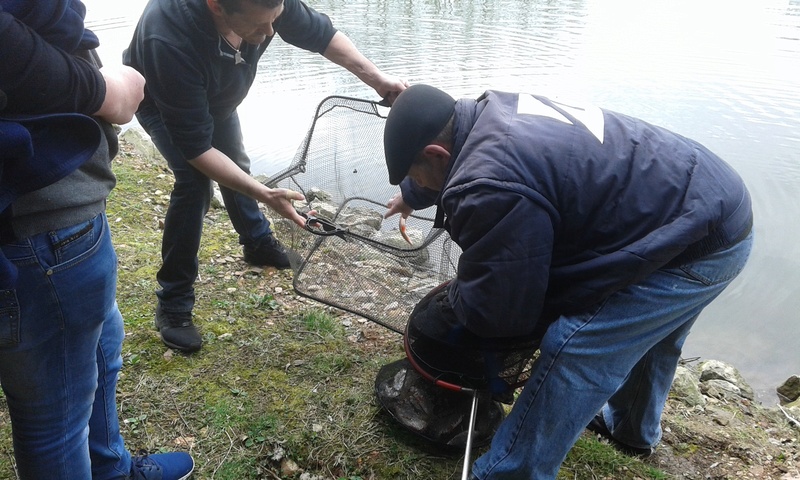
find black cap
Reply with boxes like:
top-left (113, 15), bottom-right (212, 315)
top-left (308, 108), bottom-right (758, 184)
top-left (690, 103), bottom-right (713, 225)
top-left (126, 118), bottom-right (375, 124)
top-left (383, 84), bottom-right (455, 185)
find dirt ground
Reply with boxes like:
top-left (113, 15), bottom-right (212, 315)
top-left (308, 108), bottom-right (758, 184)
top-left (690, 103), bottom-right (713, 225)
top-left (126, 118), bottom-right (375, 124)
top-left (651, 397), bottom-right (799, 479)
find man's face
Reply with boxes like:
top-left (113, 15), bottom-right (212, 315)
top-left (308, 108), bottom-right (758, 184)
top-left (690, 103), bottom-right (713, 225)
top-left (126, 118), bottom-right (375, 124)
top-left (222, 0), bottom-right (284, 45)
top-left (407, 158), bottom-right (445, 192)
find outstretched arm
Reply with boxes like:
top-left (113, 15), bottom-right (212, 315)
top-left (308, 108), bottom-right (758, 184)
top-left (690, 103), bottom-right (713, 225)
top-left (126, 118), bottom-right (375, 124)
top-left (188, 147), bottom-right (308, 228)
top-left (322, 31), bottom-right (408, 104)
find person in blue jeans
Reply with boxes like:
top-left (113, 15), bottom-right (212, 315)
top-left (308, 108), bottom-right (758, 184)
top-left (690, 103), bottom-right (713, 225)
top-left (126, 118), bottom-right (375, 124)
top-left (124, 0), bottom-right (408, 353)
top-left (0, 1), bottom-right (193, 478)
top-left (382, 85), bottom-right (754, 479)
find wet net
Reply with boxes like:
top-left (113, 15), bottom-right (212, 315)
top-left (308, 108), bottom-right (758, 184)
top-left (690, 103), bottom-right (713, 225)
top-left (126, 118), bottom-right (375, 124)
top-left (373, 358), bottom-right (505, 449)
top-left (263, 95), bottom-right (461, 334)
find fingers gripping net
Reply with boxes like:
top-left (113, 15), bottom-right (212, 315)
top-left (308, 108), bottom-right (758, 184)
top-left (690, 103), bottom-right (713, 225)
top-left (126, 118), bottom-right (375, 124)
top-left (263, 96), bottom-right (461, 334)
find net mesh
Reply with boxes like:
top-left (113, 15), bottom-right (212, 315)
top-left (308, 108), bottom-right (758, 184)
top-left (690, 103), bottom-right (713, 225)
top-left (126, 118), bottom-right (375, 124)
top-left (373, 358), bottom-right (505, 449)
top-left (264, 96), bottom-right (461, 334)
top-left (404, 282), bottom-right (538, 396)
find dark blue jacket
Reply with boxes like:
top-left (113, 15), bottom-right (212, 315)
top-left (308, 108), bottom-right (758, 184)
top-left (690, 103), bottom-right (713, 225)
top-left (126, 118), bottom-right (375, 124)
top-left (0, 0), bottom-right (105, 114)
top-left (0, 0), bottom-right (106, 289)
top-left (403, 90), bottom-right (752, 339)
top-left (123, 0), bottom-right (337, 161)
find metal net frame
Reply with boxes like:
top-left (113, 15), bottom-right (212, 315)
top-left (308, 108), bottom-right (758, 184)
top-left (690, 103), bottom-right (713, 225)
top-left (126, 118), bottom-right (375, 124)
top-left (263, 95), bottom-right (461, 334)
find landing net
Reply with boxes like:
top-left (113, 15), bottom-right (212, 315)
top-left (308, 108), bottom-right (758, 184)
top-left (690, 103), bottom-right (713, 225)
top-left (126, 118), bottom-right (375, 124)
top-left (263, 96), bottom-right (461, 334)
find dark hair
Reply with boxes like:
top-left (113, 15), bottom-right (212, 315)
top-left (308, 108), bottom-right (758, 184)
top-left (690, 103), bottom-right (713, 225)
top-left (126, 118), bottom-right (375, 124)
top-left (410, 115), bottom-right (455, 167)
top-left (217, 0), bottom-right (283, 14)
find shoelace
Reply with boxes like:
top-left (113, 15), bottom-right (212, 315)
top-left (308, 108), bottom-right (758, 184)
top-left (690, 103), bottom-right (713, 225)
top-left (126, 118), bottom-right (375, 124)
top-left (162, 311), bottom-right (192, 328)
top-left (130, 455), bottom-right (161, 480)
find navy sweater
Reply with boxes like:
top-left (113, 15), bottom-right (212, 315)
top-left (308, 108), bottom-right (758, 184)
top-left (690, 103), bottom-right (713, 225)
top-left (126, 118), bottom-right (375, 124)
top-left (124, 0), bottom-right (337, 161)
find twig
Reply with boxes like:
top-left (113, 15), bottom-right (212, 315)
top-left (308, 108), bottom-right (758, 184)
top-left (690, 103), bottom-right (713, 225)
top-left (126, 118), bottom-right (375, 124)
top-left (263, 467), bottom-right (282, 480)
top-left (778, 405), bottom-right (800, 428)
top-left (171, 393), bottom-right (192, 430)
top-left (7, 453), bottom-right (17, 480)
top-left (211, 428), bottom-right (235, 479)
top-left (679, 356), bottom-right (701, 365)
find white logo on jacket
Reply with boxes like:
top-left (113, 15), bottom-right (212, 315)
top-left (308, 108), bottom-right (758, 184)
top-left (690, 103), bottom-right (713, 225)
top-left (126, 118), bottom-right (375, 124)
top-left (516, 94), bottom-right (605, 144)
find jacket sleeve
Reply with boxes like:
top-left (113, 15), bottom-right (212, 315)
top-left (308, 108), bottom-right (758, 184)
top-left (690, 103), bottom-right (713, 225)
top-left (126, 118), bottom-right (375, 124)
top-left (445, 186), bottom-right (554, 339)
top-left (0, 6), bottom-right (105, 115)
top-left (399, 177), bottom-right (439, 210)
top-left (274, 0), bottom-right (337, 53)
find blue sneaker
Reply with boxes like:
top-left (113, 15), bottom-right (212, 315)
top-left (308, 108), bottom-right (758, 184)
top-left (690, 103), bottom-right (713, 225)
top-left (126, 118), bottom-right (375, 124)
top-left (130, 452), bottom-right (195, 480)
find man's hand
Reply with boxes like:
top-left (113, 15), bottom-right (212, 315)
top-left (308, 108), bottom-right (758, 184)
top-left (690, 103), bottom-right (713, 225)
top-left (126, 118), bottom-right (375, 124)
top-left (384, 191), bottom-right (413, 220)
top-left (94, 65), bottom-right (145, 125)
top-left (260, 188), bottom-right (308, 228)
top-left (322, 32), bottom-right (408, 105)
top-left (373, 75), bottom-right (409, 106)
top-left (385, 191), bottom-right (414, 244)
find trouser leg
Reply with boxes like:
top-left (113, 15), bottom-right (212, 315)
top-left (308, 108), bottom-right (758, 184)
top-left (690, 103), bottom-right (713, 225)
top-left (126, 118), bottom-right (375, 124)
top-left (212, 112), bottom-right (271, 246)
top-left (138, 112), bottom-right (211, 312)
top-left (0, 214), bottom-right (130, 479)
top-left (472, 233), bottom-right (753, 479)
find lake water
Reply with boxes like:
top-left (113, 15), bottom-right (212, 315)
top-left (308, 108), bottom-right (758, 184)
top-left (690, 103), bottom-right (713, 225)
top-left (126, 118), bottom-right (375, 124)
top-left (83, 0), bottom-right (800, 403)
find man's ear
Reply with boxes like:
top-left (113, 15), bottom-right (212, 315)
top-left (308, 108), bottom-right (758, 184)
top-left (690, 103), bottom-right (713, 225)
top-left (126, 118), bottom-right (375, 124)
top-left (423, 144), bottom-right (451, 161)
top-left (423, 144), bottom-right (451, 169)
top-left (207, 0), bottom-right (223, 16)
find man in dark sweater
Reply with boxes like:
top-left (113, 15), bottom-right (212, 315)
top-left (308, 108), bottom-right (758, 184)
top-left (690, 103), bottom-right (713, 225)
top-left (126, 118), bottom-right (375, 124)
top-left (124, 0), bottom-right (407, 353)
top-left (382, 85), bottom-right (753, 479)
top-left (0, 1), bottom-right (193, 478)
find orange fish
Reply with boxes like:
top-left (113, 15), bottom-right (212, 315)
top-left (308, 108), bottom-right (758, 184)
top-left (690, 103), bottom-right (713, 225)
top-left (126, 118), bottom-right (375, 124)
top-left (399, 217), bottom-right (412, 245)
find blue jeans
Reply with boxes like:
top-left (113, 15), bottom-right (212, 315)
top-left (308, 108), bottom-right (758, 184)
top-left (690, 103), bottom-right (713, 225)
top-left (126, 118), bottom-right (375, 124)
top-left (472, 232), bottom-right (753, 479)
top-left (0, 213), bottom-right (131, 479)
top-left (136, 110), bottom-right (272, 312)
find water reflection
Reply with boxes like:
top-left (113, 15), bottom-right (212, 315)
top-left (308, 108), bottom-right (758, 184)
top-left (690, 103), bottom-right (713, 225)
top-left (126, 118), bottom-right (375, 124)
top-left (83, 0), bottom-right (800, 403)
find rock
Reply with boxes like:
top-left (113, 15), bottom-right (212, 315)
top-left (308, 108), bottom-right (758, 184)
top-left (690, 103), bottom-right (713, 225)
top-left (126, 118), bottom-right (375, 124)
top-left (698, 360), bottom-right (755, 400)
top-left (307, 200), bottom-right (338, 219)
top-left (373, 230), bottom-right (430, 266)
top-left (280, 458), bottom-right (300, 476)
top-left (701, 379), bottom-right (745, 402)
top-left (253, 173), bottom-right (271, 186)
top-left (778, 375), bottom-right (800, 405)
top-left (671, 365), bottom-right (707, 407)
top-left (706, 405), bottom-right (739, 426)
top-left (120, 126), bottom-right (165, 165)
top-left (335, 206), bottom-right (383, 231)
top-left (302, 200), bottom-right (384, 232)
top-left (348, 222), bottom-right (380, 238)
top-left (299, 473), bottom-right (326, 480)
top-left (306, 187), bottom-right (331, 202)
top-left (211, 183), bottom-right (224, 209)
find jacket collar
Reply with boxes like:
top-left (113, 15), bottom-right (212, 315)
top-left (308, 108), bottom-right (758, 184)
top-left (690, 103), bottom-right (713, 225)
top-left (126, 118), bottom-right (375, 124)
top-left (432, 97), bottom-right (477, 228)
